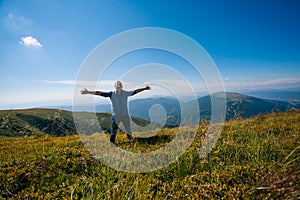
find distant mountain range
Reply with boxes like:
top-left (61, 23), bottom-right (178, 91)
top-left (243, 90), bottom-right (300, 102)
top-left (41, 90), bottom-right (299, 115)
top-left (1, 91), bottom-right (299, 137)
top-left (43, 91), bottom-right (300, 124)
top-left (127, 92), bottom-right (299, 126)
top-left (211, 92), bottom-right (295, 119)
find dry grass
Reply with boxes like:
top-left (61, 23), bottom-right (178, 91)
top-left (0, 111), bottom-right (299, 199)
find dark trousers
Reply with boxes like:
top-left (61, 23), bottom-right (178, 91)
top-left (110, 115), bottom-right (132, 143)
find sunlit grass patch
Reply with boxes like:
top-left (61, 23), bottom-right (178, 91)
top-left (0, 111), bottom-right (299, 199)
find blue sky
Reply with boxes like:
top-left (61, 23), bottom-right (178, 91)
top-left (1, 0), bottom-right (300, 108)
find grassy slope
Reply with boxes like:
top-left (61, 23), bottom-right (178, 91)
top-left (0, 111), bottom-right (299, 199)
top-left (0, 109), bottom-right (77, 137)
top-left (0, 108), bottom-right (149, 137)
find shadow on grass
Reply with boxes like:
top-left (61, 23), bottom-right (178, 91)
top-left (116, 132), bottom-right (175, 146)
top-left (135, 135), bottom-right (173, 145)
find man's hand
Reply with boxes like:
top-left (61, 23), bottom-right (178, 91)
top-left (135, 85), bottom-right (151, 94)
top-left (80, 88), bottom-right (89, 95)
top-left (145, 85), bottom-right (151, 90)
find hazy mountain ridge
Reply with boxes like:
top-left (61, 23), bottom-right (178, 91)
top-left (221, 92), bottom-right (292, 119)
top-left (1, 92), bottom-right (299, 137)
top-left (243, 90), bottom-right (300, 102)
top-left (128, 92), bottom-right (298, 125)
top-left (129, 97), bottom-right (181, 127)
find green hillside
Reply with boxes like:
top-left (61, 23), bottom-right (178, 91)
top-left (0, 108), bottom-right (148, 137)
top-left (0, 111), bottom-right (299, 199)
top-left (0, 109), bottom-right (76, 137)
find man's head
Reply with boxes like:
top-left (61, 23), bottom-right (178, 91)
top-left (114, 81), bottom-right (123, 92)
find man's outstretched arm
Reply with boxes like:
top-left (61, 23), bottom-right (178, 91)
top-left (134, 85), bottom-right (151, 94)
top-left (80, 88), bottom-right (102, 96)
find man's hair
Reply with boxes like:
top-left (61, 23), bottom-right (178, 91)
top-left (114, 81), bottom-right (123, 89)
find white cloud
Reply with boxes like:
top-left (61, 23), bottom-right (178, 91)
top-left (20, 36), bottom-right (42, 47)
top-left (0, 86), bottom-right (73, 109)
top-left (39, 80), bottom-right (116, 87)
top-left (224, 78), bottom-right (300, 90)
top-left (258, 78), bottom-right (300, 87)
top-left (39, 80), bottom-right (78, 85)
top-left (38, 77), bottom-right (300, 101)
top-left (39, 79), bottom-right (199, 97)
top-left (224, 77), bottom-right (230, 81)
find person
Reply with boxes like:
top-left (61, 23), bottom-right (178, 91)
top-left (80, 81), bottom-right (151, 144)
